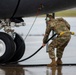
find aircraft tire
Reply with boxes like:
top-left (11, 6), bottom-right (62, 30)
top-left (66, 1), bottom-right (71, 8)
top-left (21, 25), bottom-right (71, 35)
top-left (9, 32), bottom-right (25, 62)
top-left (0, 32), bottom-right (16, 63)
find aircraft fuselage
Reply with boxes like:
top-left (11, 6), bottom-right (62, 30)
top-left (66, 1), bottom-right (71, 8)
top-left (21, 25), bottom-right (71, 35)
top-left (0, 0), bottom-right (76, 19)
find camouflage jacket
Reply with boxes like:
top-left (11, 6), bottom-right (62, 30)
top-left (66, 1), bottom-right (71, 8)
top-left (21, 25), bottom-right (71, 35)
top-left (43, 18), bottom-right (70, 44)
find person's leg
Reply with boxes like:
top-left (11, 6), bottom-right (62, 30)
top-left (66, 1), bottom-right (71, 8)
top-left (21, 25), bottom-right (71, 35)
top-left (56, 46), bottom-right (65, 65)
top-left (47, 46), bottom-right (56, 66)
top-left (56, 38), bottom-right (71, 65)
top-left (47, 38), bottom-right (59, 66)
top-left (47, 36), bottom-right (70, 66)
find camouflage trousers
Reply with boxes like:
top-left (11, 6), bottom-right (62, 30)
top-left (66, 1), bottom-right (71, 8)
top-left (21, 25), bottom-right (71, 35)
top-left (48, 35), bottom-right (71, 59)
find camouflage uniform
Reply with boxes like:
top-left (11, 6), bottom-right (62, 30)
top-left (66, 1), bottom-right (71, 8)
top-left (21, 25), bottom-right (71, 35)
top-left (43, 18), bottom-right (71, 59)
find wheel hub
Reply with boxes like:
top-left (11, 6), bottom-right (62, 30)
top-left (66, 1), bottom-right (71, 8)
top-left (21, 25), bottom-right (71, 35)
top-left (0, 39), bottom-right (6, 57)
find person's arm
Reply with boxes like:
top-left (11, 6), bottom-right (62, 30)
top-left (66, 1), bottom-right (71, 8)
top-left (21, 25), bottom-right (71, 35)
top-left (43, 21), bottom-right (52, 44)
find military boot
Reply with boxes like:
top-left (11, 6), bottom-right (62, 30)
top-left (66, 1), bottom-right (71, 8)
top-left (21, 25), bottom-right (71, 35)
top-left (56, 58), bottom-right (62, 65)
top-left (47, 58), bottom-right (57, 67)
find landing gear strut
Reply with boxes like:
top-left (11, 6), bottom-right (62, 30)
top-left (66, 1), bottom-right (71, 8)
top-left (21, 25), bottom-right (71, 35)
top-left (0, 18), bottom-right (25, 63)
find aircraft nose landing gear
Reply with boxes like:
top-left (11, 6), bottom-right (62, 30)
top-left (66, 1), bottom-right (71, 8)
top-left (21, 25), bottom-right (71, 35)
top-left (0, 18), bottom-right (25, 63)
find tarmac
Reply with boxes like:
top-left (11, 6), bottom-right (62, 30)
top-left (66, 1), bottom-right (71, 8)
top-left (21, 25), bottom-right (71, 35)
top-left (0, 64), bottom-right (76, 75)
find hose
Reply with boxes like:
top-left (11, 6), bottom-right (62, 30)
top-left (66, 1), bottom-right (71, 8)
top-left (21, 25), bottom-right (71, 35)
top-left (11, 33), bottom-right (56, 64)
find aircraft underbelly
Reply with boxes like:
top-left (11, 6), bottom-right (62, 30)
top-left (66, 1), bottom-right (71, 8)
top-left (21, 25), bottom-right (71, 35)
top-left (0, 0), bottom-right (19, 19)
top-left (15, 0), bottom-right (76, 17)
top-left (0, 0), bottom-right (76, 18)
